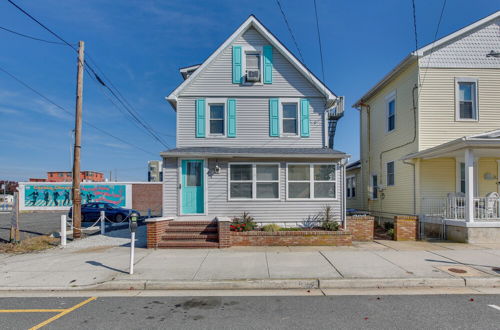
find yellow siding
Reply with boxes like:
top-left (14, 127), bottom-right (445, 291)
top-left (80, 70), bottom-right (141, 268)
top-left (359, 62), bottom-right (419, 217)
top-left (419, 158), bottom-right (456, 199)
top-left (419, 68), bottom-right (500, 149)
top-left (478, 158), bottom-right (499, 196)
top-left (346, 167), bottom-right (363, 210)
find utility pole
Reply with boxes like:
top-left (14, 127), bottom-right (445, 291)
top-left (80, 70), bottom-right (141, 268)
top-left (72, 41), bottom-right (84, 239)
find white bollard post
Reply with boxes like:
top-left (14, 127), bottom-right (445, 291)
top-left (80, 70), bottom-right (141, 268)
top-left (129, 231), bottom-right (135, 275)
top-left (100, 211), bottom-right (105, 235)
top-left (60, 214), bottom-right (67, 246)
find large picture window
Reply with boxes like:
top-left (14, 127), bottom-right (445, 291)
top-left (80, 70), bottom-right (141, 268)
top-left (287, 163), bottom-right (336, 200)
top-left (229, 163), bottom-right (280, 200)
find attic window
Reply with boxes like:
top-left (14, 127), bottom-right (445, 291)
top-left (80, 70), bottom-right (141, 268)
top-left (245, 51), bottom-right (261, 83)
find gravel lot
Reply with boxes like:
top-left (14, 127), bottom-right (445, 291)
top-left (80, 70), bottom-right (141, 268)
top-left (0, 211), bottom-right (66, 243)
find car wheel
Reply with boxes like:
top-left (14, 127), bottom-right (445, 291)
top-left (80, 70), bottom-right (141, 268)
top-left (115, 214), bottom-right (124, 222)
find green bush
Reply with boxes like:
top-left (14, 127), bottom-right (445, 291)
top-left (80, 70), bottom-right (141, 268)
top-left (231, 212), bottom-right (256, 232)
top-left (387, 228), bottom-right (394, 239)
top-left (279, 227), bottom-right (302, 231)
top-left (321, 205), bottom-right (339, 231)
top-left (262, 224), bottom-right (281, 232)
top-left (322, 220), bottom-right (339, 231)
top-left (383, 221), bottom-right (394, 231)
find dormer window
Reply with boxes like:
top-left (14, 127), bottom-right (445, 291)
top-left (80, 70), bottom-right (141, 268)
top-left (245, 51), bottom-right (261, 83)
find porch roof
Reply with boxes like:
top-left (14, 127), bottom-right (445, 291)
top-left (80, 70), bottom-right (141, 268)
top-left (402, 130), bottom-right (500, 160)
top-left (161, 147), bottom-right (349, 159)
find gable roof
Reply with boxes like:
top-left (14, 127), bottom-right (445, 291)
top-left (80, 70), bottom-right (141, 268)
top-left (166, 15), bottom-right (337, 110)
top-left (353, 10), bottom-right (500, 108)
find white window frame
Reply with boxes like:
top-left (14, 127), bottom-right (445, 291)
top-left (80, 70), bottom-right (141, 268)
top-left (228, 162), bottom-right (280, 201)
top-left (347, 175), bottom-right (356, 199)
top-left (286, 163), bottom-right (338, 201)
top-left (206, 98), bottom-right (227, 137)
top-left (455, 77), bottom-right (479, 121)
top-left (370, 174), bottom-right (378, 200)
top-left (241, 46), bottom-right (263, 85)
top-left (280, 98), bottom-right (301, 137)
top-left (385, 91), bottom-right (396, 133)
top-left (386, 161), bottom-right (395, 186)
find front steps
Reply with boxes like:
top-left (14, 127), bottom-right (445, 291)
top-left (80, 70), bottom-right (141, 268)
top-left (159, 220), bottom-right (220, 248)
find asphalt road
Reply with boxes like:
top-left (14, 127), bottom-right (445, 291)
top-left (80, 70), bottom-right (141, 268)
top-left (0, 295), bottom-right (499, 329)
top-left (0, 211), bottom-right (65, 243)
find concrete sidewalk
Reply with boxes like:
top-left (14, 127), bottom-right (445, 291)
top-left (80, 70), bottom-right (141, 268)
top-left (0, 227), bottom-right (499, 291)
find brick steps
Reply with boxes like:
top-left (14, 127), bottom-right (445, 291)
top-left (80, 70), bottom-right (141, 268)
top-left (157, 220), bottom-right (220, 248)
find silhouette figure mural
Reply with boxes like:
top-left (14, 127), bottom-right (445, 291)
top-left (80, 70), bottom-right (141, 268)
top-left (23, 184), bottom-right (127, 208)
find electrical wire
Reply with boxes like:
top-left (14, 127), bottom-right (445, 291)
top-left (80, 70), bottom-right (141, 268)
top-left (275, 0), bottom-right (305, 64)
top-left (313, 0), bottom-right (325, 82)
top-left (0, 25), bottom-right (67, 45)
top-left (411, 0), bottom-right (419, 52)
top-left (0, 64), bottom-right (158, 157)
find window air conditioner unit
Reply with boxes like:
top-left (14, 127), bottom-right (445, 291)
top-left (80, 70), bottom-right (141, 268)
top-left (246, 69), bottom-right (260, 82)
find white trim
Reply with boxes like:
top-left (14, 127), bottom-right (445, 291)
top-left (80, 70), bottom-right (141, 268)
top-left (455, 77), bottom-right (479, 121)
top-left (166, 15), bottom-right (337, 109)
top-left (178, 158), bottom-right (208, 216)
top-left (241, 46), bottom-right (264, 85)
top-left (285, 163), bottom-right (338, 201)
top-left (206, 98), bottom-right (228, 137)
top-left (279, 98), bottom-right (301, 137)
top-left (385, 91), bottom-right (397, 133)
top-left (228, 162), bottom-right (281, 201)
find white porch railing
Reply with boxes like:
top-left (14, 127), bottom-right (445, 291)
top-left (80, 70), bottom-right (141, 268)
top-left (421, 197), bottom-right (500, 221)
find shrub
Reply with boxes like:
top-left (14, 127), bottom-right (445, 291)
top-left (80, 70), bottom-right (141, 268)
top-left (321, 205), bottom-right (339, 231)
top-left (387, 228), bottom-right (394, 239)
top-left (383, 221), bottom-right (394, 231)
top-left (262, 224), bottom-right (281, 232)
top-left (301, 213), bottom-right (321, 228)
top-left (231, 211), bottom-right (256, 231)
top-left (279, 227), bottom-right (302, 231)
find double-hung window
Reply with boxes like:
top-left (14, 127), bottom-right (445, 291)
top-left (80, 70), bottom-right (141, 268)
top-left (386, 161), bottom-right (395, 186)
top-left (209, 103), bottom-right (225, 135)
top-left (287, 164), bottom-right (336, 200)
top-left (347, 176), bottom-right (356, 198)
top-left (456, 79), bottom-right (478, 120)
top-left (386, 92), bottom-right (396, 132)
top-left (229, 163), bottom-right (279, 200)
top-left (245, 51), bottom-right (262, 83)
top-left (371, 174), bottom-right (378, 199)
top-left (282, 102), bottom-right (298, 135)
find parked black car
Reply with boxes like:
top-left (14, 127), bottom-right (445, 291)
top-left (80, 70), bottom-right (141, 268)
top-left (68, 202), bottom-right (140, 222)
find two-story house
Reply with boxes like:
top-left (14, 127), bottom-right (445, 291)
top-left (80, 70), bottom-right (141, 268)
top-left (162, 16), bottom-right (347, 229)
top-left (350, 11), bottom-right (500, 243)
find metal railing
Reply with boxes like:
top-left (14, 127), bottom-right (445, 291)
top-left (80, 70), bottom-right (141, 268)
top-left (421, 197), bottom-right (500, 221)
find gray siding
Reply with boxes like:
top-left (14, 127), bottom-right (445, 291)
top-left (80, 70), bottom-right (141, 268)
top-left (181, 28), bottom-right (323, 97)
top-left (176, 97), bottom-right (326, 148)
top-left (163, 157), bottom-right (343, 223)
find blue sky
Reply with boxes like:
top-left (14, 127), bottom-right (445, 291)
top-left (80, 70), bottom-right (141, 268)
top-left (0, 0), bottom-right (498, 182)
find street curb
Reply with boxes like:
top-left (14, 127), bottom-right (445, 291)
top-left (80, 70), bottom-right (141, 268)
top-left (1, 277), bottom-right (499, 291)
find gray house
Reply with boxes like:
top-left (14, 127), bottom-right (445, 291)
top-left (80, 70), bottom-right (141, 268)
top-left (163, 15), bottom-right (347, 224)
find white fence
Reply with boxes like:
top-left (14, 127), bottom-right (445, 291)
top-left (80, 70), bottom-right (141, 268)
top-left (421, 197), bottom-right (500, 221)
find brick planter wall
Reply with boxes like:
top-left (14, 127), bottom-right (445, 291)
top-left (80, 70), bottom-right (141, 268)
top-left (217, 219), bottom-right (231, 248)
top-left (394, 215), bottom-right (418, 241)
top-left (346, 216), bottom-right (374, 241)
top-left (231, 230), bottom-right (352, 246)
top-left (146, 219), bottom-right (171, 248)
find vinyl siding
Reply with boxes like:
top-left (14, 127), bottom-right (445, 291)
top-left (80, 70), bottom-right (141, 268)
top-left (478, 158), bottom-right (499, 197)
top-left (181, 28), bottom-right (322, 97)
top-left (418, 67), bottom-right (500, 149)
top-left (163, 157), bottom-right (343, 223)
top-left (176, 97), bottom-right (325, 147)
top-left (346, 167), bottom-right (363, 210)
top-left (359, 62), bottom-right (419, 217)
top-left (417, 158), bottom-right (456, 214)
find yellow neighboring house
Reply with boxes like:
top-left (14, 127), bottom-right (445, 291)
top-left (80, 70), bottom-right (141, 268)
top-left (350, 11), bottom-right (500, 243)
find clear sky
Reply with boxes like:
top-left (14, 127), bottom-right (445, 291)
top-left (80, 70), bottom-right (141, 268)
top-left (0, 0), bottom-right (498, 182)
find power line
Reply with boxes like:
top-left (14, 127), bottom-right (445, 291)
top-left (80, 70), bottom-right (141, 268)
top-left (411, 0), bottom-right (419, 52)
top-left (6, 0), bottom-right (171, 149)
top-left (0, 64), bottom-right (158, 157)
top-left (313, 0), bottom-right (325, 82)
top-left (275, 0), bottom-right (305, 64)
top-left (0, 25), bottom-right (66, 45)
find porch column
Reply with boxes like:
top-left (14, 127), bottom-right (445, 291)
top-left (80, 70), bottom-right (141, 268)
top-left (465, 149), bottom-right (475, 222)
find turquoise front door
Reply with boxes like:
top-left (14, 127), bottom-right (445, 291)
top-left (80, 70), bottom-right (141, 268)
top-left (181, 160), bottom-right (205, 214)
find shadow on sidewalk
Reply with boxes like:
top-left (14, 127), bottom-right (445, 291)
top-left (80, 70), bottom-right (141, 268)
top-left (86, 260), bottom-right (128, 274)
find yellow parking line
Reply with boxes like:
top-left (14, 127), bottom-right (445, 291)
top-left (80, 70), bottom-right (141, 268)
top-left (29, 297), bottom-right (97, 330)
top-left (0, 309), bottom-right (65, 313)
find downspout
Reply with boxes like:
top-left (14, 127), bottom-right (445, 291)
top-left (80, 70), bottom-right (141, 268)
top-left (341, 157), bottom-right (349, 229)
top-left (357, 103), bottom-right (371, 211)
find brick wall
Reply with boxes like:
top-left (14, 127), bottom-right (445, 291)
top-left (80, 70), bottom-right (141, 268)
top-left (132, 183), bottom-right (162, 215)
top-left (231, 230), bottom-right (352, 246)
top-left (218, 220), bottom-right (231, 248)
top-left (346, 216), bottom-right (374, 241)
top-left (146, 219), bottom-right (171, 248)
top-left (394, 215), bottom-right (418, 241)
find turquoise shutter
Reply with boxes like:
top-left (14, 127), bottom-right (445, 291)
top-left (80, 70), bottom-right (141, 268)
top-left (232, 46), bottom-right (242, 84)
top-left (300, 99), bottom-right (310, 137)
top-left (269, 98), bottom-right (279, 137)
top-left (227, 99), bottom-right (236, 138)
top-left (263, 45), bottom-right (273, 84)
top-left (195, 99), bottom-right (206, 138)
